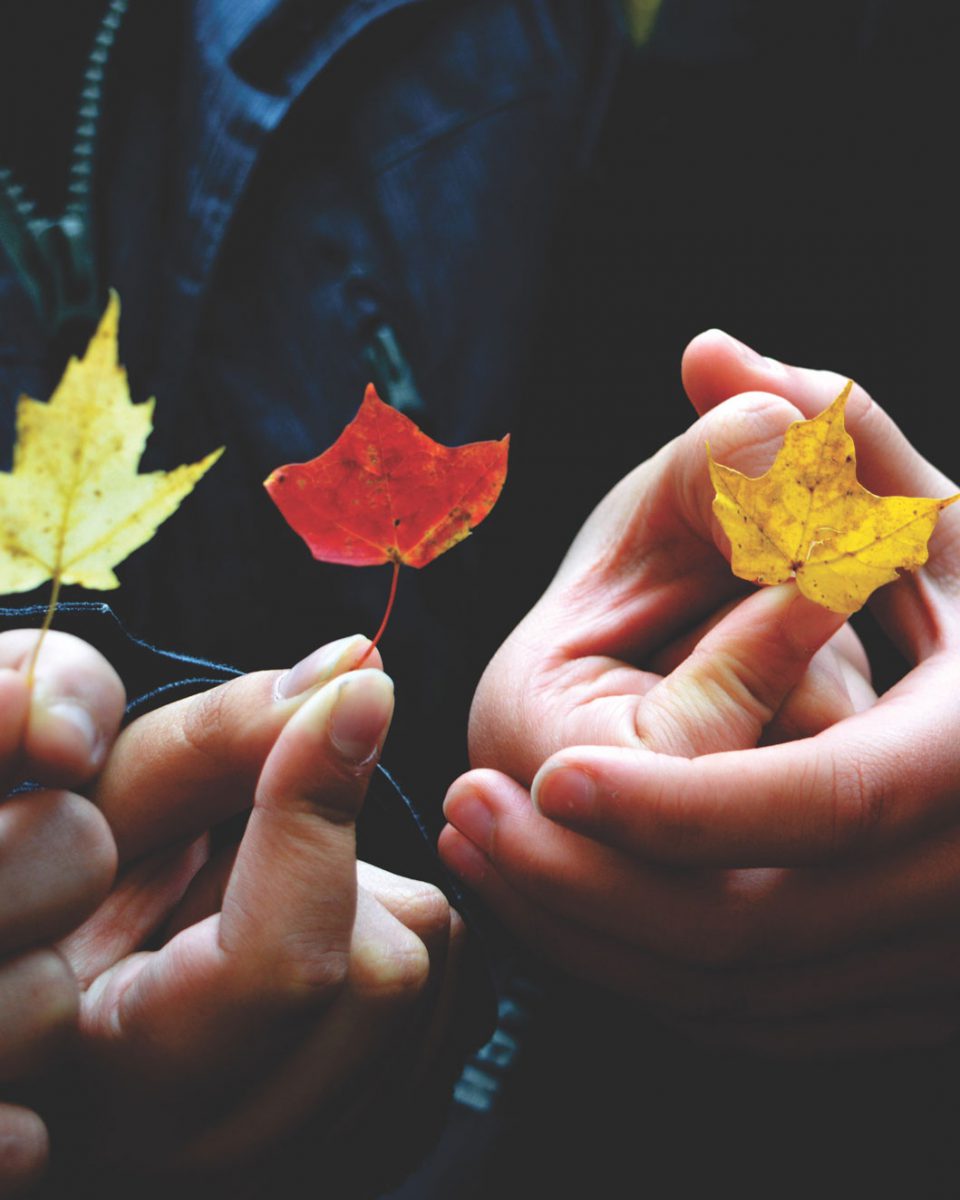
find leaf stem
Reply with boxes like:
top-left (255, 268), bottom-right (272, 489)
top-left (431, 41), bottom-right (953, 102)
top-left (357, 559), bottom-right (400, 667)
top-left (26, 570), bottom-right (63, 687)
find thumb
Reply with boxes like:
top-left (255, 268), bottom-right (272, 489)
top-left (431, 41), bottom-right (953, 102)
top-left (682, 328), bottom-right (956, 511)
top-left (637, 582), bottom-right (847, 756)
top-left (468, 392), bottom-right (818, 785)
top-left (80, 670), bottom-right (396, 1081)
top-left (219, 668), bottom-right (395, 972)
top-left (540, 390), bottom-right (821, 667)
top-left (95, 634), bottom-right (381, 863)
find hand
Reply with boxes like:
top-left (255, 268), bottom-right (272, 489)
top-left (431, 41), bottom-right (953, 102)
top-left (43, 636), bottom-right (464, 1189)
top-left (440, 332), bottom-right (960, 1055)
top-left (0, 630), bottom-right (122, 1196)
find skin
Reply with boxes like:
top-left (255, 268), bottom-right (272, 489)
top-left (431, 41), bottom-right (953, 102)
top-left (3, 633), bottom-right (464, 1193)
top-left (440, 330), bottom-right (960, 1056)
top-left (60, 636), bottom-right (463, 1178)
top-left (0, 630), bottom-right (123, 1197)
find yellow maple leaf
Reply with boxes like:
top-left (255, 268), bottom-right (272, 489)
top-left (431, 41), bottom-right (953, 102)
top-left (708, 382), bottom-right (960, 615)
top-left (0, 292), bottom-right (222, 645)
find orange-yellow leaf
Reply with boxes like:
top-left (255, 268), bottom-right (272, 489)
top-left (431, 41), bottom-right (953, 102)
top-left (708, 382), bottom-right (960, 614)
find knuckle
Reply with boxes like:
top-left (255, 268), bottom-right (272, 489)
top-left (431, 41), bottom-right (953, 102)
top-left (390, 882), bottom-right (451, 943)
top-left (179, 682), bottom-right (234, 767)
top-left (827, 748), bottom-right (886, 852)
top-left (269, 943), bottom-right (351, 1003)
top-left (313, 749), bottom-right (378, 797)
top-left (351, 927), bottom-right (431, 1001)
top-left (701, 648), bottom-right (779, 725)
top-left (639, 683), bottom-right (737, 756)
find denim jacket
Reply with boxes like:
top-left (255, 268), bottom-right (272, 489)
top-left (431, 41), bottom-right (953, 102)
top-left (0, 0), bottom-right (623, 822)
top-left (0, 3), bottom-right (622, 1191)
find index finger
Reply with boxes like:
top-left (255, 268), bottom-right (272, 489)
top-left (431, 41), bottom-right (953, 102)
top-left (532, 653), bottom-right (960, 865)
top-left (94, 635), bottom-right (379, 862)
top-left (682, 331), bottom-right (954, 498)
top-left (81, 670), bottom-right (396, 1082)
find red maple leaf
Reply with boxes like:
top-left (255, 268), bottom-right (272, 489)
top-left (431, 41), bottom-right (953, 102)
top-left (265, 384), bottom-right (509, 655)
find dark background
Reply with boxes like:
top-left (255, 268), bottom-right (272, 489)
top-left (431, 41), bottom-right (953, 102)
top-left (511, 0), bottom-right (956, 693)
top-left (396, 5), bottom-right (960, 1197)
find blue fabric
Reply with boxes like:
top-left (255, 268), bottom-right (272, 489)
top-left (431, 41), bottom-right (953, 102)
top-left (3, 1), bottom-right (959, 1196)
top-left (1, 0), bottom-right (624, 816)
top-left (0, 8), bottom-right (622, 1190)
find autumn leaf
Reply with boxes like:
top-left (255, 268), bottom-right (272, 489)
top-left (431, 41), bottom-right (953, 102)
top-left (265, 384), bottom-right (509, 654)
top-left (708, 381), bottom-right (960, 615)
top-left (0, 291), bottom-right (223, 666)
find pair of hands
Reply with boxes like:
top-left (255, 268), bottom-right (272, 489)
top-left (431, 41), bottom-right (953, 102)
top-left (1, 631), bottom-right (461, 1196)
top-left (441, 331), bottom-right (960, 1057)
top-left (4, 330), bottom-right (955, 1196)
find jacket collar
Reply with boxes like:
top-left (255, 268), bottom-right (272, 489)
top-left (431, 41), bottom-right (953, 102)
top-left (159, 0), bottom-right (423, 376)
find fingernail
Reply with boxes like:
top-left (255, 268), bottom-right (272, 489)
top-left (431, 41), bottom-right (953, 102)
top-left (275, 635), bottom-right (370, 700)
top-left (34, 698), bottom-right (103, 766)
top-left (722, 331), bottom-right (763, 365)
top-left (533, 765), bottom-right (596, 825)
top-left (443, 787), bottom-right (495, 854)
top-left (329, 670), bottom-right (394, 763)
top-left (720, 330), bottom-right (786, 375)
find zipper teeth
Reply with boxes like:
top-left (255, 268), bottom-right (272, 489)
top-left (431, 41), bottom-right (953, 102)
top-left (0, 168), bottom-right (35, 219)
top-left (0, 0), bottom-right (130, 221)
top-left (64, 0), bottom-right (130, 216)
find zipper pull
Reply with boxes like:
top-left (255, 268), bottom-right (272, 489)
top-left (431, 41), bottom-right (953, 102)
top-left (0, 176), bottom-right (102, 336)
top-left (363, 323), bottom-right (426, 418)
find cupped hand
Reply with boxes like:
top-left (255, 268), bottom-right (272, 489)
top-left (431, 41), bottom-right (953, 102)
top-left (441, 334), bottom-right (960, 1054)
top-left (43, 636), bottom-right (464, 1186)
top-left (0, 630), bottom-right (123, 1196)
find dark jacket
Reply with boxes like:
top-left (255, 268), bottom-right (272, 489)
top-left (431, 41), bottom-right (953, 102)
top-left (1, 2), bottom-right (622, 1194)
top-left (1, 0), bottom-right (623, 815)
top-left (6, 2), bottom-right (960, 1197)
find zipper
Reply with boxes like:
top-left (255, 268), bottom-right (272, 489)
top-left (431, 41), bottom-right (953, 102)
top-left (363, 321), bottom-right (426, 418)
top-left (0, 0), bottom-right (129, 340)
